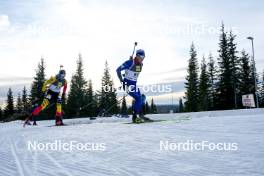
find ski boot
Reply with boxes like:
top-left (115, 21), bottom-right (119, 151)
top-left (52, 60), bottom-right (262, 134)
top-left (139, 113), bottom-right (154, 122)
top-left (23, 115), bottom-right (32, 127)
top-left (55, 116), bottom-right (64, 126)
top-left (132, 113), bottom-right (144, 123)
top-left (33, 121), bottom-right (37, 126)
top-left (32, 116), bottom-right (37, 126)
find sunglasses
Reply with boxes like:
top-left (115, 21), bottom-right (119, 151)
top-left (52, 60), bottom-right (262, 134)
top-left (137, 55), bottom-right (145, 60)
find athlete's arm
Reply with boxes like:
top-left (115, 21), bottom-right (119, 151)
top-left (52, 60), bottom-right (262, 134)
top-left (41, 76), bottom-right (56, 92)
top-left (116, 60), bottom-right (131, 82)
top-left (62, 80), bottom-right (67, 95)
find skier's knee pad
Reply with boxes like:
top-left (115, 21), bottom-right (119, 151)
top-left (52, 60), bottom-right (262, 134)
top-left (56, 103), bottom-right (62, 116)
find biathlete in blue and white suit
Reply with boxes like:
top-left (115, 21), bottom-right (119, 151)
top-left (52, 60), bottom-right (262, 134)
top-left (116, 49), bottom-right (152, 123)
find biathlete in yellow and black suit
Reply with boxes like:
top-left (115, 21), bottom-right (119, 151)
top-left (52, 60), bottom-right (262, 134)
top-left (25, 69), bottom-right (67, 126)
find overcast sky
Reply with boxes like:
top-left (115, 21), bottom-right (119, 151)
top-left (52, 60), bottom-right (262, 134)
top-left (0, 0), bottom-right (264, 107)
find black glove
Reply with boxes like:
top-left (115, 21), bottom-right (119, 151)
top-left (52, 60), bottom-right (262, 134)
top-left (57, 98), bottom-right (62, 104)
top-left (57, 93), bottom-right (65, 104)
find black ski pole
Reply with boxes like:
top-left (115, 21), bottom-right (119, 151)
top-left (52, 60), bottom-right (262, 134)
top-left (97, 94), bottom-right (128, 117)
top-left (79, 89), bottom-right (115, 112)
top-left (79, 101), bottom-right (96, 111)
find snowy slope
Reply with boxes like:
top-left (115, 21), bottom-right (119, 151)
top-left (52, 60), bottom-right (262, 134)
top-left (0, 109), bottom-right (264, 176)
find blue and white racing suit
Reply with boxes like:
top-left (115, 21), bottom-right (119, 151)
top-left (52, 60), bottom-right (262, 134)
top-left (116, 59), bottom-right (143, 114)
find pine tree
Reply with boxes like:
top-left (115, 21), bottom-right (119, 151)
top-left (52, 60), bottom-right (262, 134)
top-left (98, 61), bottom-right (118, 116)
top-left (260, 71), bottom-right (264, 107)
top-left (145, 101), bottom-right (150, 114)
top-left (239, 50), bottom-right (252, 107)
top-left (228, 31), bottom-right (240, 109)
top-left (16, 93), bottom-right (23, 114)
top-left (22, 86), bottom-right (30, 112)
top-left (142, 99), bottom-right (146, 115)
top-left (199, 56), bottom-right (209, 111)
top-left (249, 58), bottom-right (259, 107)
top-left (120, 96), bottom-right (128, 116)
top-left (31, 58), bottom-right (46, 102)
top-left (179, 98), bottom-right (184, 112)
top-left (5, 88), bottom-right (14, 117)
top-left (207, 53), bottom-right (217, 110)
top-left (83, 80), bottom-right (96, 117)
top-left (184, 43), bottom-right (199, 112)
top-left (216, 23), bottom-right (233, 110)
top-left (150, 98), bottom-right (157, 114)
top-left (67, 54), bottom-right (88, 117)
top-left (0, 107), bottom-right (3, 121)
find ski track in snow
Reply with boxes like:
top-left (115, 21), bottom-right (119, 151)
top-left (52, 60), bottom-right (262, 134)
top-left (10, 140), bottom-right (27, 176)
top-left (0, 109), bottom-right (264, 176)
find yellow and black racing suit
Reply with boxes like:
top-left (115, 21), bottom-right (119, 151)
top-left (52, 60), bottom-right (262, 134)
top-left (31, 75), bottom-right (67, 120)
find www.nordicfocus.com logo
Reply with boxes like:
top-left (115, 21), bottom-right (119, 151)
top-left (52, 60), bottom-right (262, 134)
top-left (27, 140), bottom-right (106, 151)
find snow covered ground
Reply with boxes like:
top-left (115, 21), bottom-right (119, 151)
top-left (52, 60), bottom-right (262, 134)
top-left (0, 109), bottom-right (264, 176)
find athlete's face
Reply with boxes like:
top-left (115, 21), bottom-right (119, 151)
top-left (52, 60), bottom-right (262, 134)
top-left (60, 73), bottom-right (65, 79)
top-left (135, 56), bottom-right (144, 64)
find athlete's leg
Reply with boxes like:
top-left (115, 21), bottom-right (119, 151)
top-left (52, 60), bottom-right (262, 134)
top-left (128, 85), bottom-right (143, 114)
top-left (31, 98), bottom-right (50, 116)
top-left (55, 97), bottom-right (63, 125)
